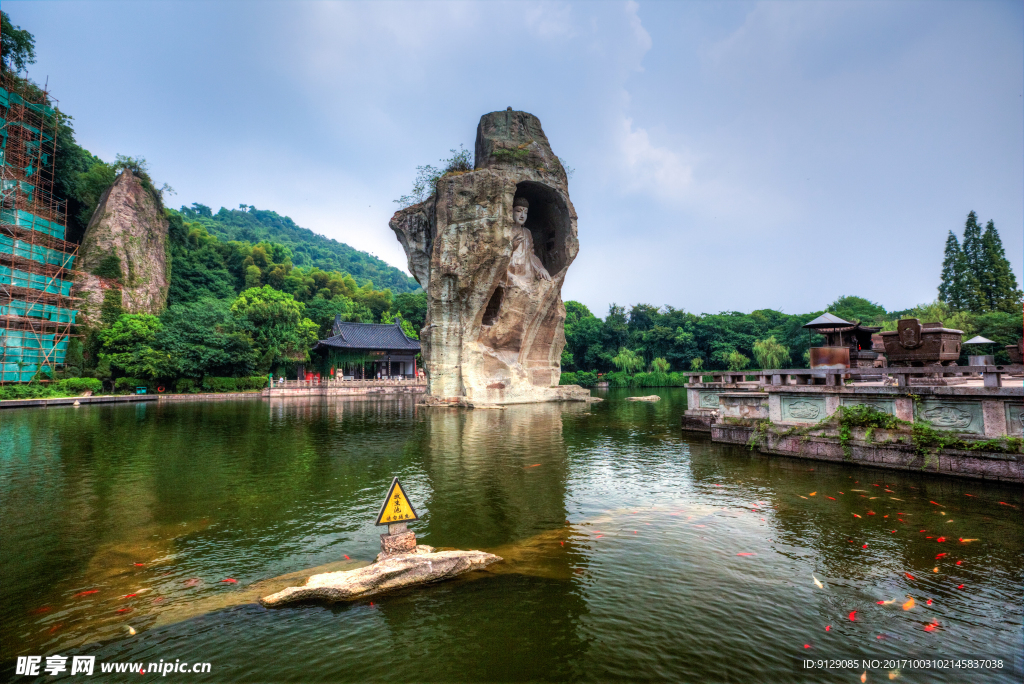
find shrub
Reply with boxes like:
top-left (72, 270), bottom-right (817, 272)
top-left (175, 378), bottom-right (197, 393)
top-left (55, 377), bottom-right (102, 395)
top-left (642, 371), bottom-right (670, 387)
top-left (668, 372), bottom-right (688, 386)
top-left (114, 377), bottom-right (147, 392)
top-left (0, 384), bottom-right (54, 401)
top-left (559, 371), bottom-right (578, 386)
top-left (200, 376), bottom-right (269, 392)
top-left (604, 371), bottom-right (631, 387)
top-left (574, 371), bottom-right (598, 388)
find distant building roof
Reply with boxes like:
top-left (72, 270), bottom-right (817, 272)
top-left (803, 312), bottom-right (855, 329)
top-left (313, 316), bottom-right (420, 353)
top-left (964, 335), bottom-right (996, 345)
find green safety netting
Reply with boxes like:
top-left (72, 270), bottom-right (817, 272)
top-left (0, 265), bottom-right (73, 296)
top-left (0, 85), bottom-right (58, 119)
top-left (0, 207), bottom-right (65, 240)
top-left (0, 299), bottom-right (76, 324)
top-left (0, 234), bottom-right (75, 268)
top-left (1, 328), bottom-right (69, 382)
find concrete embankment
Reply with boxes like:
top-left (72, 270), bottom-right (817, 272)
top-left (1, 383), bottom-right (428, 410)
top-left (0, 394), bottom-right (157, 410)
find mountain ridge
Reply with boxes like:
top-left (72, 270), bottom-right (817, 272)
top-left (178, 203), bottom-right (420, 293)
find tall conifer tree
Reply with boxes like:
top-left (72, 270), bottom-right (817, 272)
top-left (955, 212), bottom-right (985, 312)
top-left (938, 231), bottom-right (965, 308)
top-left (938, 212), bottom-right (1022, 313)
top-left (980, 219), bottom-right (1023, 312)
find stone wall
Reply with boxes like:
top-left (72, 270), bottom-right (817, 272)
top-left (712, 423), bottom-right (1023, 482)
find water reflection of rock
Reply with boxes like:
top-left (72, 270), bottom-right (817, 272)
top-left (364, 402), bottom-right (594, 679)
top-left (418, 402), bottom-right (589, 550)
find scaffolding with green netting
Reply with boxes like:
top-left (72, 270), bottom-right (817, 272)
top-left (0, 73), bottom-right (80, 383)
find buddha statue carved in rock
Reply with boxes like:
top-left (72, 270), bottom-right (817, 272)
top-left (506, 196), bottom-right (551, 288)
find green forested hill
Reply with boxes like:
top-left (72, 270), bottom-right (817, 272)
top-left (179, 203), bottom-right (420, 293)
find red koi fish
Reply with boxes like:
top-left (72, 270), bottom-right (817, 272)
top-left (935, 553), bottom-right (946, 559)
top-left (133, 563), bottom-right (145, 567)
top-left (74, 590), bottom-right (99, 597)
top-left (344, 555), bottom-right (351, 560)
top-left (221, 578), bottom-right (237, 584)
top-left (736, 552), bottom-right (756, 556)
top-left (116, 607), bottom-right (133, 614)
top-left (849, 611), bottom-right (857, 621)
top-left (124, 593), bottom-right (137, 598)
top-left (906, 572), bottom-right (916, 580)
top-left (930, 501), bottom-right (943, 506)
top-left (936, 537), bottom-right (946, 542)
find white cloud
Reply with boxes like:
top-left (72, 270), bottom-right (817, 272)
top-left (617, 118), bottom-right (694, 200)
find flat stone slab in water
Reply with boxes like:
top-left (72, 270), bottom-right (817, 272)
top-left (627, 395), bottom-right (661, 402)
top-left (259, 547), bottom-right (501, 606)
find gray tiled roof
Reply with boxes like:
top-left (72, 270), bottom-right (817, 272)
top-left (314, 317), bottom-right (420, 352)
top-left (802, 312), bottom-right (854, 328)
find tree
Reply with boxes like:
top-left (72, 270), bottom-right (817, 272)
top-left (650, 357), bottom-right (670, 373)
top-left (937, 230), bottom-right (966, 309)
top-left (938, 213), bottom-right (1020, 313)
top-left (611, 347), bottom-right (644, 373)
top-left (394, 145), bottom-right (474, 208)
top-left (724, 350), bottom-right (750, 371)
top-left (1, 12), bottom-right (36, 73)
top-left (380, 310), bottom-right (419, 339)
top-left (979, 220), bottom-right (1022, 313)
top-left (628, 303), bottom-right (660, 332)
top-left (752, 336), bottom-right (790, 370)
top-left (157, 299), bottom-right (257, 378)
top-left (231, 286), bottom-right (318, 370)
top-left (98, 314), bottom-right (175, 379)
top-left (957, 212), bottom-right (986, 311)
top-left (826, 296), bottom-right (886, 325)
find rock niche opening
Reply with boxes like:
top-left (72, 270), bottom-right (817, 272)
top-left (482, 286), bottom-right (504, 326)
top-left (515, 181), bottom-right (570, 275)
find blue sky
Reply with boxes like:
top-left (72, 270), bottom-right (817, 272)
top-left (8, 1), bottom-right (1022, 316)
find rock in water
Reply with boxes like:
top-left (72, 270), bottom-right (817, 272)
top-left (626, 395), bottom-right (662, 402)
top-left (391, 110), bottom-right (593, 406)
top-left (75, 170), bottom-right (169, 322)
top-left (259, 549), bottom-right (501, 606)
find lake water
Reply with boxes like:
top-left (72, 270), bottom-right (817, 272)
top-left (1, 389), bottom-right (1022, 683)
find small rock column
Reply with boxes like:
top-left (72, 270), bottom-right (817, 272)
top-left (380, 522), bottom-right (417, 556)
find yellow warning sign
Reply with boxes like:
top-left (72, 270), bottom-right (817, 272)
top-left (375, 477), bottom-right (419, 526)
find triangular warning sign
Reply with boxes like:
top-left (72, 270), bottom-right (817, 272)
top-left (375, 477), bottom-right (419, 526)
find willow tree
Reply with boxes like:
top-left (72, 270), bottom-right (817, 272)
top-left (752, 336), bottom-right (790, 370)
top-left (650, 357), bottom-right (670, 373)
top-left (612, 347), bottom-right (644, 373)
